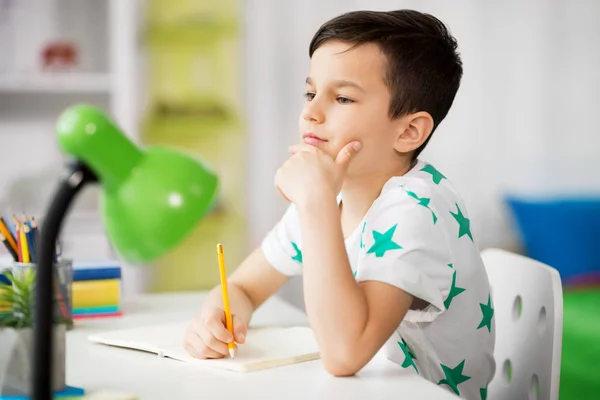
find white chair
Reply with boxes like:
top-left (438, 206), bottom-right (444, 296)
top-left (481, 248), bottom-right (563, 400)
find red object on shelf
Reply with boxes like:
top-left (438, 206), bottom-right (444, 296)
top-left (41, 41), bottom-right (78, 70)
top-left (73, 311), bottom-right (123, 320)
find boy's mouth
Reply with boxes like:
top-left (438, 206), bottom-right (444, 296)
top-left (303, 133), bottom-right (328, 146)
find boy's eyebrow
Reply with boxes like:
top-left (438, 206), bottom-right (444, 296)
top-left (305, 77), bottom-right (365, 93)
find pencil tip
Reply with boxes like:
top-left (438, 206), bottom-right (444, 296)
top-left (229, 348), bottom-right (236, 359)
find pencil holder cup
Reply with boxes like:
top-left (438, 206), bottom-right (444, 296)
top-left (0, 261), bottom-right (70, 396)
top-left (8, 259), bottom-right (73, 329)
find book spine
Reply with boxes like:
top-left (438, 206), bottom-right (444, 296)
top-left (73, 305), bottom-right (120, 315)
top-left (72, 279), bottom-right (120, 308)
top-left (73, 267), bottom-right (121, 281)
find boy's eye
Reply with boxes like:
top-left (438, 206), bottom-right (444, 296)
top-left (304, 92), bottom-right (316, 101)
top-left (336, 96), bottom-right (354, 104)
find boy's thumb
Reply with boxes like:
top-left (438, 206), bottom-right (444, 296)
top-left (232, 314), bottom-right (247, 343)
top-left (335, 141), bottom-right (362, 168)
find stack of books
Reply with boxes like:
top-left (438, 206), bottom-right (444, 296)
top-left (72, 260), bottom-right (122, 319)
top-left (0, 272), bottom-right (9, 317)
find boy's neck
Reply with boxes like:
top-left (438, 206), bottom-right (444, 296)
top-left (339, 158), bottom-right (416, 235)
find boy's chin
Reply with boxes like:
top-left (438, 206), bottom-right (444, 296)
top-left (306, 141), bottom-right (333, 154)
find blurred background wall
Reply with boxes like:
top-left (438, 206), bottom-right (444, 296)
top-left (0, 1), bottom-right (598, 398)
top-left (245, 0), bottom-right (600, 251)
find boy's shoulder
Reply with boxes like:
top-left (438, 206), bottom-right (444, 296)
top-left (371, 160), bottom-right (461, 216)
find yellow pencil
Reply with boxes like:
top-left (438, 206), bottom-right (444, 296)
top-left (217, 243), bottom-right (236, 359)
top-left (19, 223), bottom-right (30, 263)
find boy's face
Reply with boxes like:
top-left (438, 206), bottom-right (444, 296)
top-left (299, 40), bottom-right (405, 177)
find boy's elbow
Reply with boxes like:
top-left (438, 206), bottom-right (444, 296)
top-left (320, 347), bottom-right (366, 377)
top-left (323, 360), bottom-right (360, 377)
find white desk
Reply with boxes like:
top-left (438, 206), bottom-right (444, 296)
top-left (67, 292), bottom-right (458, 399)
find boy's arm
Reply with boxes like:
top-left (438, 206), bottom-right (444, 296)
top-left (298, 197), bottom-right (414, 376)
top-left (199, 246), bottom-right (290, 326)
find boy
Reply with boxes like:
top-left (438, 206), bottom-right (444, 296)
top-left (185, 9), bottom-right (495, 400)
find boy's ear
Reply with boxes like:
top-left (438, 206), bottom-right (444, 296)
top-left (393, 111), bottom-right (434, 154)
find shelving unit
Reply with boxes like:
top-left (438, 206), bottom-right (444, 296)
top-left (140, 0), bottom-right (247, 292)
top-left (0, 72), bottom-right (111, 93)
top-left (0, 0), bottom-right (141, 267)
top-left (0, 0), bottom-right (248, 294)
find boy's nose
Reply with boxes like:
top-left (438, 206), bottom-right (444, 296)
top-left (302, 103), bottom-right (325, 124)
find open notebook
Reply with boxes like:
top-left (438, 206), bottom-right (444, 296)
top-left (88, 322), bottom-right (320, 372)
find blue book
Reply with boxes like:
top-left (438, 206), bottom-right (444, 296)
top-left (72, 260), bottom-right (121, 281)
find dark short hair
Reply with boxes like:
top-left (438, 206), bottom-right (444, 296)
top-left (309, 10), bottom-right (463, 159)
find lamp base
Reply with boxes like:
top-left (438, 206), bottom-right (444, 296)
top-left (0, 385), bottom-right (83, 400)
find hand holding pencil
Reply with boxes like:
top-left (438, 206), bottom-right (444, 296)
top-left (183, 243), bottom-right (248, 360)
top-left (217, 243), bottom-right (237, 359)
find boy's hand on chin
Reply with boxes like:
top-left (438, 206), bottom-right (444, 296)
top-left (274, 141), bottom-right (362, 209)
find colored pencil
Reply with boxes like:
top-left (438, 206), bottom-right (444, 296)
top-left (30, 217), bottom-right (39, 244)
top-left (23, 224), bottom-right (36, 263)
top-left (0, 232), bottom-right (18, 261)
top-left (30, 217), bottom-right (39, 263)
top-left (12, 214), bottom-right (20, 229)
top-left (217, 243), bottom-right (236, 359)
top-left (21, 212), bottom-right (30, 227)
top-left (15, 223), bottom-right (22, 262)
top-left (0, 213), bottom-right (16, 239)
top-left (0, 217), bottom-right (17, 255)
top-left (19, 223), bottom-right (29, 263)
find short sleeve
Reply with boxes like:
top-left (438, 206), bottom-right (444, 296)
top-left (356, 186), bottom-right (453, 320)
top-left (261, 204), bottom-right (304, 276)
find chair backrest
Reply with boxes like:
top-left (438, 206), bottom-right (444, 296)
top-left (481, 248), bottom-right (563, 400)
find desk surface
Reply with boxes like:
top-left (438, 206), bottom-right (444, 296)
top-left (67, 292), bottom-right (458, 400)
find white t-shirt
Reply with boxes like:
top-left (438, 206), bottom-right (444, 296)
top-left (261, 159), bottom-right (496, 400)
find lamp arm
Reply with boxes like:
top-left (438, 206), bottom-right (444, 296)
top-left (33, 161), bottom-right (98, 400)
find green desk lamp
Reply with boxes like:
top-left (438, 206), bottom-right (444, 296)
top-left (32, 105), bottom-right (219, 400)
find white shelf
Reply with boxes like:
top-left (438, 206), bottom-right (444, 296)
top-left (0, 72), bottom-right (111, 94)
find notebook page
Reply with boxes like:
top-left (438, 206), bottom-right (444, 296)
top-left (163, 326), bottom-right (320, 372)
top-left (88, 322), bottom-right (190, 355)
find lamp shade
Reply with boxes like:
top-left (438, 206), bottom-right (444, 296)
top-left (55, 105), bottom-right (219, 263)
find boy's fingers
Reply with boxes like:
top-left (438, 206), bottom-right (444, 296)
top-left (197, 342), bottom-right (225, 359)
top-left (335, 141), bottom-right (362, 168)
top-left (184, 341), bottom-right (202, 358)
top-left (198, 327), bottom-right (230, 356)
top-left (289, 143), bottom-right (318, 154)
top-left (206, 314), bottom-right (234, 343)
top-left (184, 324), bottom-right (203, 358)
top-left (232, 315), bottom-right (247, 343)
top-left (185, 325), bottom-right (222, 359)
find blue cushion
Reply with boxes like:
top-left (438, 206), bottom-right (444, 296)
top-left (507, 196), bottom-right (600, 285)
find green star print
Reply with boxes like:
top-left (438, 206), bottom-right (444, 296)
top-left (443, 264), bottom-right (466, 310)
top-left (480, 385), bottom-right (488, 400)
top-left (291, 242), bottom-right (302, 263)
top-left (420, 164), bottom-right (446, 184)
top-left (477, 294), bottom-right (494, 333)
top-left (359, 222), bottom-right (366, 249)
top-left (450, 204), bottom-right (473, 241)
top-left (406, 190), bottom-right (438, 224)
top-left (438, 360), bottom-right (471, 396)
top-left (367, 224), bottom-right (402, 258)
top-left (398, 338), bottom-right (419, 373)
